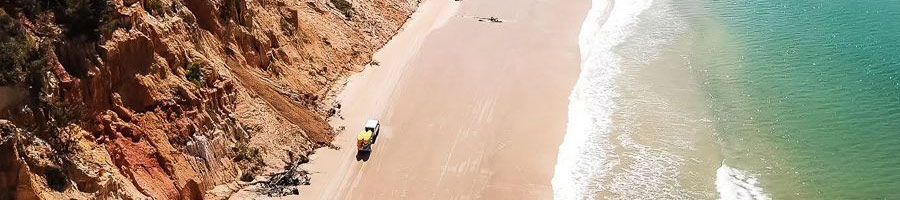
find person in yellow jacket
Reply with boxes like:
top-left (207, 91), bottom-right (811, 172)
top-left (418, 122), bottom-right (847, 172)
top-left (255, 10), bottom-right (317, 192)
top-left (357, 130), bottom-right (373, 151)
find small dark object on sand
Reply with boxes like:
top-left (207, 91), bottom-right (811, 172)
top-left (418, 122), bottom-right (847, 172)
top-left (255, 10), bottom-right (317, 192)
top-left (475, 16), bottom-right (503, 23)
top-left (255, 156), bottom-right (312, 196)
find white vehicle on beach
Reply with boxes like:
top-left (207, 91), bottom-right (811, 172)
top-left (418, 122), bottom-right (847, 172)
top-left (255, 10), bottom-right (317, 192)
top-left (356, 119), bottom-right (380, 152)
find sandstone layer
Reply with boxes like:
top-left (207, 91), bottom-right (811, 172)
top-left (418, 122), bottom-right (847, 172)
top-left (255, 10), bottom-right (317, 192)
top-left (0, 0), bottom-right (417, 198)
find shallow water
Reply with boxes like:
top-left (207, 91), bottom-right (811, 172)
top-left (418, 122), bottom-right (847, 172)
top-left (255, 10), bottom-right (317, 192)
top-left (696, 0), bottom-right (900, 198)
top-left (554, 0), bottom-right (721, 198)
top-left (555, 0), bottom-right (900, 199)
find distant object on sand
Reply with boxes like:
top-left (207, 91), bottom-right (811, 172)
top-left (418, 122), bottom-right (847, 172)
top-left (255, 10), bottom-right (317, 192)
top-left (474, 16), bottom-right (503, 23)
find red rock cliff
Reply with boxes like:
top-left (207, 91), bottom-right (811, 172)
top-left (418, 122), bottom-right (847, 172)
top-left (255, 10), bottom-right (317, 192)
top-left (0, 0), bottom-right (417, 198)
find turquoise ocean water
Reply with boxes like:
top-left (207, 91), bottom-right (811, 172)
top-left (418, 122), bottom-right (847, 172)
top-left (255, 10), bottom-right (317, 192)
top-left (695, 0), bottom-right (900, 198)
top-left (554, 0), bottom-right (900, 199)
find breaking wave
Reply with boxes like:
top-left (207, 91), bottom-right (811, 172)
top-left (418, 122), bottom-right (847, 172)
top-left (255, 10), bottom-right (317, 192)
top-left (716, 164), bottom-right (770, 200)
top-left (551, 0), bottom-right (655, 199)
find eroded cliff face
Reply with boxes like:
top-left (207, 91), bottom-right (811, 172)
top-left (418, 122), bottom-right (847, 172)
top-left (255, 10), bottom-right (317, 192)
top-left (0, 0), bottom-right (417, 198)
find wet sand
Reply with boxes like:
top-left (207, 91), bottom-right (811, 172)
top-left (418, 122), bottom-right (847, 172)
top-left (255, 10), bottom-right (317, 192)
top-left (297, 0), bottom-right (589, 199)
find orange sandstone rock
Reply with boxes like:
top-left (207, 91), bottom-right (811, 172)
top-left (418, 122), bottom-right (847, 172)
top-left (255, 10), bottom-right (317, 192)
top-left (0, 0), bottom-right (418, 198)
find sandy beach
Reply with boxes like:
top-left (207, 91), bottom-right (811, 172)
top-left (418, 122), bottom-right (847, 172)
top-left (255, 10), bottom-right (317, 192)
top-left (296, 0), bottom-right (589, 199)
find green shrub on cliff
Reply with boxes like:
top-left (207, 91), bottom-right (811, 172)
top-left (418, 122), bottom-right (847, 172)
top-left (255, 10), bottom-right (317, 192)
top-left (0, 11), bottom-right (30, 86)
top-left (0, 10), bottom-right (47, 88)
top-left (1, 0), bottom-right (110, 87)
top-left (186, 61), bottom-right (206, 87)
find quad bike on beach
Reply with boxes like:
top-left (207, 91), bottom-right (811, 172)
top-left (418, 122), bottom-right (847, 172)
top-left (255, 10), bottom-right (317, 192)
top-left (356, 119), bottom-right (380, 152)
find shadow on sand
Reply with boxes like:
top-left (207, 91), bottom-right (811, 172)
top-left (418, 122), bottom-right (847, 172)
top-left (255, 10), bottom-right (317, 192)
top-left (355, 151), bottom-right (371, 161)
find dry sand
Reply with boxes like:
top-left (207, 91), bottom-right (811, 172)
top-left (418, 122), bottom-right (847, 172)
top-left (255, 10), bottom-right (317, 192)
top-left (296, 0), bottom-right (589, 199)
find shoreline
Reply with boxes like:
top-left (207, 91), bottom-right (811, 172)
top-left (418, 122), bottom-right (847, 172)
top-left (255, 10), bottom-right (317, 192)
top-left (554, 0), bottom-right (726, 198)
top-left (296, 0), bottom-right (590, 199)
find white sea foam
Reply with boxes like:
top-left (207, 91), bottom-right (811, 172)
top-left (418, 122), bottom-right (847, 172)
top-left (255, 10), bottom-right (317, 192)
top-left (553, 0), bottom-right (773, 198)
top-left (552, 0), bottom-right (655, 199)
top-left (716, 164), bottom-right (770, 200)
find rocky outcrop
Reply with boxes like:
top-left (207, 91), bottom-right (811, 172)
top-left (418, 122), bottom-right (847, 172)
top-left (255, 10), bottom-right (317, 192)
top-left (0, 0), bottom-right (417, 198)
